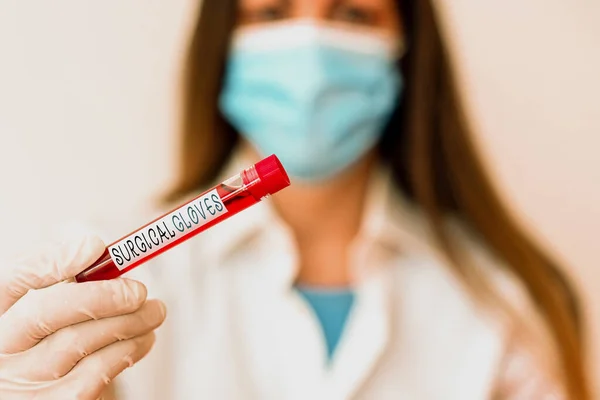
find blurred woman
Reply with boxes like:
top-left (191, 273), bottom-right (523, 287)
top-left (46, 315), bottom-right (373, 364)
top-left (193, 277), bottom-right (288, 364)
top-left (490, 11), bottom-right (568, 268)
top-left (0, 0), bottom-right (589, 399)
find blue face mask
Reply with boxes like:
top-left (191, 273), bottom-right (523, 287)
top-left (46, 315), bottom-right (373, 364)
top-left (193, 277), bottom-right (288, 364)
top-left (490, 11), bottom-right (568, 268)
top-left (219, 21), bottom-right (404, 182)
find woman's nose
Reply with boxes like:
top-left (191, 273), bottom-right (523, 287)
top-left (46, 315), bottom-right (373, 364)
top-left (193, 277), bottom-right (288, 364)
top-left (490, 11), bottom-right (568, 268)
top-left (291, 1), bottom-right (330, 21)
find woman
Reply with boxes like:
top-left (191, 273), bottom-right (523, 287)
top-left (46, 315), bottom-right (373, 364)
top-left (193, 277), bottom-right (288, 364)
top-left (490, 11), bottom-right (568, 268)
top-left (0, 0), bottom-right (589, 399)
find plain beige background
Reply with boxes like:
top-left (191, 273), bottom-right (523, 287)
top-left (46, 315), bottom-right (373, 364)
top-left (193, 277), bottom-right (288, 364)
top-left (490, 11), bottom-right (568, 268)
top-left (0, 0), bottom-right (598, 393)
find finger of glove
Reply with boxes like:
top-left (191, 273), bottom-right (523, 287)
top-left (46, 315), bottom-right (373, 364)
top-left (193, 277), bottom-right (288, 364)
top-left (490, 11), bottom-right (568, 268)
top-left (57, 332), bottom-right (156, 400)
top-left (0, 278), bottom-right (147, 354)
top-left (0, 235), bottom-right (106, 316)
top-left (12, 299), bottom-right (166, 381)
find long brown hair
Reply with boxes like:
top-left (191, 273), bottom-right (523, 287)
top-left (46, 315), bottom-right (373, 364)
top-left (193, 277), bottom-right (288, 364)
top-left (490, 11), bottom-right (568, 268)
top-left (169, 0), bottom-right (589, 397)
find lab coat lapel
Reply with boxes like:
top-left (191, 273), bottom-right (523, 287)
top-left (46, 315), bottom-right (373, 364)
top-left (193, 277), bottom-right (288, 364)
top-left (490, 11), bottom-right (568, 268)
top-left (325, 265), bottom-right (393, 399)
top-left (323, 165), bottom-right (396, 398)
top-left (228, 224), bottom-right (326, 399)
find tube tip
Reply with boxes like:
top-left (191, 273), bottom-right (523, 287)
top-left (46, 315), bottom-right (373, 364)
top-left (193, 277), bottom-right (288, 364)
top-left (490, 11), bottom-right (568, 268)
top-left (254, 154), bottom-right (290, 196)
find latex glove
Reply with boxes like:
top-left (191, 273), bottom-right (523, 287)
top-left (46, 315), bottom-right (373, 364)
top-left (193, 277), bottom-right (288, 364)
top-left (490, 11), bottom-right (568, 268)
top-left (0, 234), bottom-right (166, 399)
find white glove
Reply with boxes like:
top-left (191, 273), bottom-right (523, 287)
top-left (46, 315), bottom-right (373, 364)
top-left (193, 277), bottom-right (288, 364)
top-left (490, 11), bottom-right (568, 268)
top-left (0, 234), bottom-right (166, 399)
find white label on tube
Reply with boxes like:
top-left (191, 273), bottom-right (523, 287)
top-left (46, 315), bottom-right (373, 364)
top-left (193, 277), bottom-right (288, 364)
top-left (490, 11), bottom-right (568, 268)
top-left (108, 189), bottom-right (228, 271)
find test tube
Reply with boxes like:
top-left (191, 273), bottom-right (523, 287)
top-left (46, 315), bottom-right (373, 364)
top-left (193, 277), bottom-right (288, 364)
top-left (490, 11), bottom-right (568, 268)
top-left (75, 154), bottom-right (290, 282)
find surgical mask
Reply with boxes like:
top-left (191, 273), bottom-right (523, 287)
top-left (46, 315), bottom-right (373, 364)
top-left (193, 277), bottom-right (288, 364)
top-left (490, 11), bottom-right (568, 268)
top-left (219, 21), bottom-right (404, 182)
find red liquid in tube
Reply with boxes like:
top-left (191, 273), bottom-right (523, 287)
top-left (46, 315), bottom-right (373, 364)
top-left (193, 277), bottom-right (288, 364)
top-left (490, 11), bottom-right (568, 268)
top-left (75, 154), bottom-right (290, 282)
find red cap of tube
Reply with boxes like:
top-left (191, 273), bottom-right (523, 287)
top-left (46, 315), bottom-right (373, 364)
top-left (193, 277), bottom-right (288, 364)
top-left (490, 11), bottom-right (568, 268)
top-left (252, 154), bottom-right (290, 198)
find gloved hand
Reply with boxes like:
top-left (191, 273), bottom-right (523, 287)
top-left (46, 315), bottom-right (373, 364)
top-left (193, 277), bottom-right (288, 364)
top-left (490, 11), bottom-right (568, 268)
top-left (0, 234), bottom-right (166, 399)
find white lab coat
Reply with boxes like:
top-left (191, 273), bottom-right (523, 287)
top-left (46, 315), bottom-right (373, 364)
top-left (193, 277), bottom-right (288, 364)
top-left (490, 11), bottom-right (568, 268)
top-left (102, 155), bottom-right (559, 400)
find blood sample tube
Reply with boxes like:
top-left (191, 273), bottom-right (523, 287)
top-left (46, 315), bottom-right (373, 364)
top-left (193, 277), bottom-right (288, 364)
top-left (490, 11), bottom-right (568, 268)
top-left (75, 154), bottom-right (289, 282)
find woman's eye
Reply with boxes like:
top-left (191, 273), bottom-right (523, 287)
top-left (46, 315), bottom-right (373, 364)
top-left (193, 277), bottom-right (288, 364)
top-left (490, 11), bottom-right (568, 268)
top-left (332, 6), bottom-right (377, 25)
top-left (242, 6), bottom-right (287, 24)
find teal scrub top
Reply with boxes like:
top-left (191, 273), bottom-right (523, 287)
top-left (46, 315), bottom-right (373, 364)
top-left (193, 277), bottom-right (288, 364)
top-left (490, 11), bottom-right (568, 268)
top-left (296, 286), bottom-right (356, 361)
